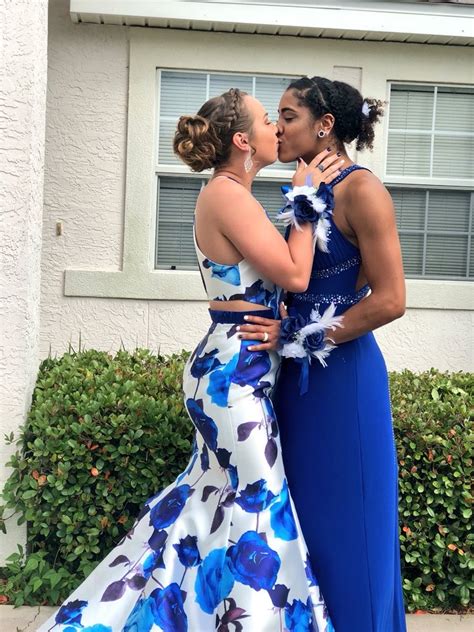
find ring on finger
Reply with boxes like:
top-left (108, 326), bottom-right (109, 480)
top-left (317, 164), bottom-right (325, 173)
top-left (262, 332), bottom-right (269, 343)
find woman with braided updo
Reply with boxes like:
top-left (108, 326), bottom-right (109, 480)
top-left (39, 88), bottom-right (344, 632)
top-left (239, 77), bottom-right (407, 631)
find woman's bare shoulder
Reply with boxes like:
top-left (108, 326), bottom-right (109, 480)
top-left (345, 169), bottom-right (392, 209)
top-left (350, 168), bottom-right (389, 194)
top-left (197, 178), bottom-right (253, 215)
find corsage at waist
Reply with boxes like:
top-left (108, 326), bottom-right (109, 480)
top-left (278, 182), bottom-right (335, 253)
top-left (279, 303), bottom-right (344, 394)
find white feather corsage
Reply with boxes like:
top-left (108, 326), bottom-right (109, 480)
top-left (278, 182), bottom-right (335, 253)
top-left (280, 303), bottom-right (344, 367)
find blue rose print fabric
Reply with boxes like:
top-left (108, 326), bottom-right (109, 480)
top-left (38, 224), bottom-right (335, 632)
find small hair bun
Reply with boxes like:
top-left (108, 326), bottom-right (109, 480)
top-left (357, 98), bottom-right (384, 151)
top-left (177, 114), bottom-right (210, 136)
top-left (173, 114), bottom-right (221, 172)
top-left (173, 89), bottom-right (251, 171)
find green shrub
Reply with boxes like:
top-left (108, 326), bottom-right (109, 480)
top-left (0, 349), bottom-right (193, 606)
top-left (0, 351), bottom-right (472, 612)
top-left (390, 369), bottom-right (473, 612)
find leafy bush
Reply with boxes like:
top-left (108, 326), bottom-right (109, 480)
top-left (0, 350), bottom-right (472, 612)
top-left (0, 349), bottom-right (193, 606)
top-left (390, 369), bottom-right (473, 612)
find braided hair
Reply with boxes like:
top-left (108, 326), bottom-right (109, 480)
top-left (174, 88), bottom-right (253, 171)
top-left (288, 76), bottom-right (384, 152)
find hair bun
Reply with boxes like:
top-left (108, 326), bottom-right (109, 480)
top-left (173, 88), bottom-right (251, 171)
top-left (176, 114), bottom-right (210, 137)
top-left (357, 98), bottom-right (384, 151)
top-left (174, 115), bottom-right (220, 172)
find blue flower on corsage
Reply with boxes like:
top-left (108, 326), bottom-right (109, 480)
top-left (278, 182), bottom-right (335, 253)
top-left (279, 303), bottom-right (344, 394)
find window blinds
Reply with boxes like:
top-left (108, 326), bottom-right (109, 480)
top-left (389, 187), bottom-right (472, 279)
top-left (388, 84), bottom-right (473, 279)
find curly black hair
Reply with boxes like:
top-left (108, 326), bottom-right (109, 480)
top-left (287, 76), bottom-right (384, 152)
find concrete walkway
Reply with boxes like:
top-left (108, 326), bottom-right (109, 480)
top-left (1, 606), bottom-right (473, 631)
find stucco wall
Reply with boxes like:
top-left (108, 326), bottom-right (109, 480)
top-left (40, 1), bottom-right (473, 374)
top-left (0, 0), bottom-right (48, 562)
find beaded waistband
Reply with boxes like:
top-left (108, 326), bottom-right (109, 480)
top-left (311, 255), bottom-right (361, 279)
top-left (292, 284), bottom-right (370, 306)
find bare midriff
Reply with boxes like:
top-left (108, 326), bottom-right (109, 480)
top-left (209, 300), bottom-right (270, 312)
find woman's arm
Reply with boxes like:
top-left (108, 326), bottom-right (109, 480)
top-left (239, 173), bottom-right (405, 350)
top-left (210, 151), bottom-right (343, 292)
top-left (327, 175), bottom-right (405, 344)
top-left (213, 183), bottom-right (314, 293)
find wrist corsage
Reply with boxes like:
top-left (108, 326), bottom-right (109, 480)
top-left (278, 182), bottom-right (335, 253)
top-left (279, 303), bottom-right (344, 394)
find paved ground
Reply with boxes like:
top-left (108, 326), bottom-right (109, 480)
top-left (1, 607), bottom-right (473, 631)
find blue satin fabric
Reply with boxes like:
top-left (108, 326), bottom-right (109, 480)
top-left (209, 308), bottom-right (274, 323)
top-left (273, 165), bottom-right (407, 632)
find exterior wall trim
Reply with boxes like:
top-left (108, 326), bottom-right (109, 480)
top-left (69, 0), bottom-right (474, 44)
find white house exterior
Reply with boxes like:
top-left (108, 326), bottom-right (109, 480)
top-left (1, 0), bottom-right (473, 560)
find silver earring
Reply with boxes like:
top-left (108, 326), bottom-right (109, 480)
top-left (244, 148), bottom-right (253, 173)
top-left (317, 130), bottom-right (326, 138)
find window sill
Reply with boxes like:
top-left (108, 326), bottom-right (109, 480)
top-left (64, 269), bottom-right (473, 310)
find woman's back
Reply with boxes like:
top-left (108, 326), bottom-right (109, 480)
top-left (194, 177), bottom-right (281, 315)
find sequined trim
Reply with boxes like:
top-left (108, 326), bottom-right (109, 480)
top-left (293, 284), bottom-right (370, 305)
top-left (311, 255), bottom-right (361, 279)
top-left (331, 164), bottom-right (369, 187)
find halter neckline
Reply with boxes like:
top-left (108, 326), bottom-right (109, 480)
top-left (331, 164), bottom-right (369, 187)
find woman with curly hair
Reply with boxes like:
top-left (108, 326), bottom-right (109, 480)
top-left (240, 76), bottom-right (407, 632)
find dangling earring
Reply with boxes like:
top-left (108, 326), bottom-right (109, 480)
top-left (317, 129), bottom-right (326, 138)
top-left (244, 148), bottom-right (253, 173)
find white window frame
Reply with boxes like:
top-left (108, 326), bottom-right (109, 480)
top-left (64, 27), bottom-right (474, 311)
top-left (383, 80), bottom-right (473, 189)
top-left (384, 80), bottom-right (474, 283)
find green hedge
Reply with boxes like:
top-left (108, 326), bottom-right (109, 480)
top-left (390, 369), bottom-right (473, 611)
top-left (0, 349), bottom-right (193, 605)
top-left (0, 349), bottom-right (472, 612)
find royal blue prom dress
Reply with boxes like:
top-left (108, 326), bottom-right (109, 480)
top-left (273, 165), bottom-right (407, 632)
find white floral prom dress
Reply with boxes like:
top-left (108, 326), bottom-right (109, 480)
top-left (38, 202), bottom-right (335, 632)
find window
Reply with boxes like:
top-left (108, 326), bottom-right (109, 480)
top-left (386, 83), bottom-right (474, 280)
top-left (155, 70), bottom-right (293, 270)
